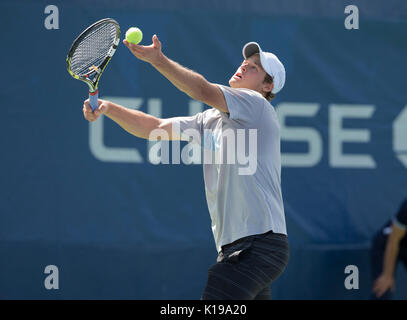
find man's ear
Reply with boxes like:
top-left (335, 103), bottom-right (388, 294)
top-left (263, 82), bottom-right (274, 94)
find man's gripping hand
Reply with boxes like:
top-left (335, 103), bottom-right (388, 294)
top-left (83, 99), bottom-right (109, 122)
top-left (123, 34), bottom-right (163, 66)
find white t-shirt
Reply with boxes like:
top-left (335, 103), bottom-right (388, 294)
top-left (172, 85), bottom-right (287, 252)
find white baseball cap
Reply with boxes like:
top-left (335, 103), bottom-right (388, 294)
top-left (242, 42), bottom-right (286, 94)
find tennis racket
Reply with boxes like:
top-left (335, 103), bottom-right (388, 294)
top-left (66, 18), bottom-right (120, 111)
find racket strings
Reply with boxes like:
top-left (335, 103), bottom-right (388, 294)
top-left (70, 23), bottom-right (117, 77)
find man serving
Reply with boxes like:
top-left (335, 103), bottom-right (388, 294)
top-left (83, 34), bottom-right (289, 300)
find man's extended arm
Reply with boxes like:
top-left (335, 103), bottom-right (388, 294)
top-left (83, 35), bottom-right (226, 137)
top-left (82, 99), bottom-right (179, 140)
top-left (123, 35), bottom-right (228, 113)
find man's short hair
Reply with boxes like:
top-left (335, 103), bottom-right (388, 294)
top-left (263, 73), bottom-right (275, 102)
top-left (251, 53), bottom-right (275, 101)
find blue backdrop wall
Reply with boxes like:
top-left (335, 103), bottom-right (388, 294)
top-left (1, 0), bottom-right (407, 299)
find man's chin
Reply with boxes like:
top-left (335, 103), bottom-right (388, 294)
top-left (229, 78), bottom-right (241, 88)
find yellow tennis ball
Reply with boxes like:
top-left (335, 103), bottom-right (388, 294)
top-left (125, 27), bottom-right (143, 44)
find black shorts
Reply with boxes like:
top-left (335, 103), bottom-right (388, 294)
top-left (202, 230), bottom-right (289, 300)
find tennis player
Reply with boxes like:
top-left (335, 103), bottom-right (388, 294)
top-left (83, 35), bottom-right (289, 300)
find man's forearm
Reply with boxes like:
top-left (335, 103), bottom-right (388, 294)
top-left (104, 101), bottom-right (161, 139)
top-left (382, 234), bottom-right (400, 277)
top-left (151, 53), bottom-right (208, 101)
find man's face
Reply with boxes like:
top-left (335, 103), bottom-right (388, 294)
top-left (229, 53), bottom-right (272, 94)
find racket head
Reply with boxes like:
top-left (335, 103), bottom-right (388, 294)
top-left (66, 18), bottom-right (120, 92)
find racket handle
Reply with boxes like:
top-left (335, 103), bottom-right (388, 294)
top-left (89, 90), bottom-right (99, 111)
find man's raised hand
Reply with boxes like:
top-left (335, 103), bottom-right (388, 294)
top-left (123, 34), bottom-right (163, 65)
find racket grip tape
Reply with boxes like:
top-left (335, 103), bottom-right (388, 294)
top-left (89, 90), bottom-right (99, 111)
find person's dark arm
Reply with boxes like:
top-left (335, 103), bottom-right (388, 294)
top-left (372, 223), bottom-right (406, 297)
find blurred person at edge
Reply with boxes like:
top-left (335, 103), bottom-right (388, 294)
top-left (371, 199), bottom-right (407, 299)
